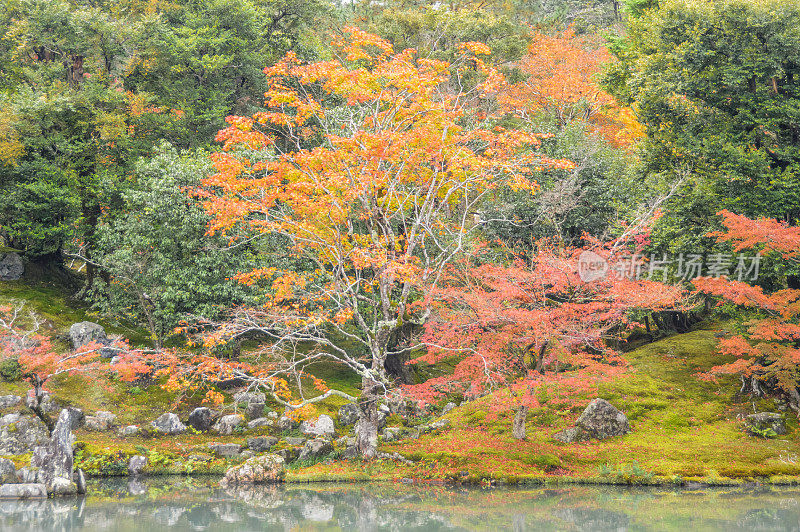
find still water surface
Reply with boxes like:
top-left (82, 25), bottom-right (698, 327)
top-left (1, 478), bottom-right (799, 531)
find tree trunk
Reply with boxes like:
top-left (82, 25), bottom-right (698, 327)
top-left (355, 376), bottom-right (380, 458)
top-left (512, 405), bottom-right (528, 440)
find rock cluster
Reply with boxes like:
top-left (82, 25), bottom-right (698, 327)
top-left (219, 454), bottom-right (285, 485)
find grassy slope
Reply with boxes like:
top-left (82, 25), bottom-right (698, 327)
top-left (2, 280), bottom-right (799, 484)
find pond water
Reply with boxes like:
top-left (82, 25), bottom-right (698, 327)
top-left (1, 478), bottom-right (799, 531)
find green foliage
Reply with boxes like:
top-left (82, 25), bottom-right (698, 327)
top-left (604, 0), bottom-right (800, 284)
top-left (88, 143), bottom-right (256, 345)
top-left (597, 461), bottom-right (656, 484)
top-left (480, 121), bottom-right (642, 248)
top-left (75, 447), bottom-right (129, 476)
top-left (0, 358), bottom-right (22, 382)
top-left (749, 426), bottom-right (779, 440)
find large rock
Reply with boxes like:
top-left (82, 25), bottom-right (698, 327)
top-left (74, 469), bottom-right (86, 494)
top-left (120, 425), bottom-right (139, 437)
top-left (0, 395), bottom-right (21, 409)
top-left (247, 436), bottom-right (277, 453)
top-left (219, 454), bottom-right (285, 485)
top-left (300, 415), bottom-right (335, 438)
top-left (381, 427), bottom-right (404, 442)
top-left (0, 483), bottom-right (47, 499)
top-left (128, 455), bottom-right (147, 476)
top-left (0, 413), bottom-right (51, 454)
top-left (0, 457), bottom-right (17, 483)
top-left (0, 252), bottom-right (24, 281)
top-left (151, 413), bottom-right (186, 435)
top-left (208, 443), bottom-right (242, 458)
top-left (338, 403), bottom-right (359, 426)
top-left (284, 437), bottom-right (306, 447)
top-left (214, 414), bottom-right (244, 435)
top-left (247, 417), bottom-right (273, 430)
top-left (25, 393), bottom-right (56, 414)
top-left (298, 439), bottom-right (333, 462)
top-left (233, 390), bottom-right (266, 405)
top-left (85, 411), bottom-right (116, 431)
top-left (29, 407), bottom-right (84, 496)
top-left (187, 407), bottom-right (213, 432)
top-left (442, 402), bottom-right (456, 415)
top-left (68, 321), bottom-right (107, 350)
top-left (277, 416), bottom-right (298, 431)
top-left (245, 402), bottom-right (265, 420)
top-left (554, 399), bottom-right (630, 443)
top-left (745, 412), bottom-right (786, 436)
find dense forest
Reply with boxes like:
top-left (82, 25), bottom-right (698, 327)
top-left (1, 0), bottom-right (800, 497)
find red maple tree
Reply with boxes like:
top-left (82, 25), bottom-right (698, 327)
top-left (403, 236), bottom-right (685, 438)
top-left (0, 303), bottom-right (149, 431)
top-left (694, 210), bottom-right (800, 415)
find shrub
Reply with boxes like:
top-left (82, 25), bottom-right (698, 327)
top-left (0, 358), bottom-right (22, 382)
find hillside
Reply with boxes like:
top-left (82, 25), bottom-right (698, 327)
top-left (1, 281), bottom-right (798, 485)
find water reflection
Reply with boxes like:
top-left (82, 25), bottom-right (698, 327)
top-left (0, 478), bottom-right (799, 531)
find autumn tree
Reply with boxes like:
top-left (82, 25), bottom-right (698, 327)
top-left (694, 211), bottom-right (800, 415)
top-left (195, 28), bottom-right (572, 457)
top-left (481, 29), bottom-right (644, 248)
top-left (503, 28), bottom-right (641, 149)
top-left (403, 236), bottom-right (685, 439)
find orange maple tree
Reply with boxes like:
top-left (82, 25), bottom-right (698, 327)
top-left (501, 28), bottom-right (642, 148)
top-left (694, 210), bottom-right (800, 415)
top-left (194, 28), bottom-right (574, 456)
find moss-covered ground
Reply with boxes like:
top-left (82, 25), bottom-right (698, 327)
top-left (2, 280), bottom-right (799, 485)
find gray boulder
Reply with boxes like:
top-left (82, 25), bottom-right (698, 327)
top-left (430, 419), bottom-right (451, 431)
top-left (214, 414), bottom-right (244, 435)
top-left (0, 252), bottom-right (24, 281)
top-left (247, 417), bottom-right (273, 430)
top-left (187, 407), bottom-right (213, 432)
top-left (15, 467), bottom-right (38, 483)
top-left (298, 439), bottom-right (333, 461)
top-left (220, 454), bottom-right (285, 485)
top-left (0, 413), bottom-right (51, 454)
top-left (85, 411), bottom-right (116, 431)
top-left (68, 321), bottom-right (107, 350)
top-left (0, 395), bottom-right (21, 409)
top-left (0, 457), bottom-right (17, 483)
top-left (245, 402), bottom-right (265, 420)
top-left (0, 483), bottom-right (47, 499)
top-left (29, 407), bottom-right (84, 495)
top-left (338, 403), bottom-right (359, 426)
top-left (208, 443), bottom-right (242, 458)
top-left (554, 399), bottom-right (630, 443)
top-left (276, 415), bottom-right (298, 431)
top-left (233, 390), bottom-right (266, 405)
top-left (284, 437), bottom-right (306, 446)
top-left (745, 412), bottom-right (786, 436)
top-left (382, 427), bottom-right (404, 442)
top-left (120, 425), bottom-right (139, 437)
top-left (300, 415), bottom-right (335, 438)
top-left (247, 436), bottom-right (277, 453)
top-left (151, 413), bottom-right (186, 435)
top-left (25, 393), bottom-right (57, 414)
top-left (442, 402), bottom-right (456, 415)
top-left (128, 455), bottom-right (147, 476)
